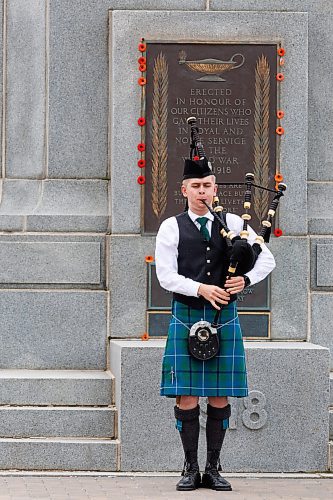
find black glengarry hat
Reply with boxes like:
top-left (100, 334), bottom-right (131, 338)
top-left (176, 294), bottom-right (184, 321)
top-left (183, 157), bottom-right (213, 180)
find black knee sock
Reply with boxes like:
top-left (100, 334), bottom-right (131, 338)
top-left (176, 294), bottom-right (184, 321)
top-left (174, 405), bottom-right (200, 463)
top-left (206, 404), bottom-right (231, 461)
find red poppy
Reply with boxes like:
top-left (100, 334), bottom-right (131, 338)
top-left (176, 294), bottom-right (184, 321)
top-left (138, 43), bottom-right (146, 52)
top-left (276, 73), bottom-right (284, 82)
top-left (137, 143), bottom-right (146, 152)
top-left (193, 156), bottom-right (200, 161)
top-left (145, 255), bottom-right (154, 263)
top-left (139, 64), bottom-right (147, 72)
top-left (141, 332), bottom-right (149, 341)
top-left (276, 110), bottom-right (284, 119)
top-left (277, 47), bottom-right (286, 57)
top-left (137, 175), bottom-right (146, 185)
top-left (138, 56), bottom-right (146, 65)
top-left (274, 228), bottom-right (283, 237)
top-left (138, 159), bottom-right (146, 168)
top-left (138, 117), bottom-right (146, 126)
top-left (276, 126), bottom-right (284, 136)
top-left (274, 173), bottom-right (284, 182)
top-left (138, 77), bottom-right (146, 86)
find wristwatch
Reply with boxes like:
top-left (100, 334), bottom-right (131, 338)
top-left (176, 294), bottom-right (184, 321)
top-left (243, 275), bottom-right (251, 288)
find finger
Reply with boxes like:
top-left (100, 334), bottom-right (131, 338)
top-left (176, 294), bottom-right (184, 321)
top-left (210, 299), bottom-right (221, 311)
top-left (214, 292), bottom-right (230, 301)
top-left (225, 279), bottom-right (243, 287)
top-left (215, 296), bottom-right (230, 304)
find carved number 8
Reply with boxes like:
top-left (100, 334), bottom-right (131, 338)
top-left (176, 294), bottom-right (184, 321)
top-left (242, 390), bottom-right (267, 430)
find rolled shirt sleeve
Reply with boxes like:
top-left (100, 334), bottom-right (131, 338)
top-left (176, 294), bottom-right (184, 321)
top-left (155, 217), bottom-right (201, 297)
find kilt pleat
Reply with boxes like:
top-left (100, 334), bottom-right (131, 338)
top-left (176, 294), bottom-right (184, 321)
top-left (160, 300), bottom-right (248, 398)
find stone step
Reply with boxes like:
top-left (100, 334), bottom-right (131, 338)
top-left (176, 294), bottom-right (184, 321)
top-left (0, 370), bottom-right (114, 406)
top-left (0, 438), bottom-right (120, 471)
top-left (0, 406), bottom-right (116, 438)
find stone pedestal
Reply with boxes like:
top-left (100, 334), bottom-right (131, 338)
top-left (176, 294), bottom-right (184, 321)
top-left (110, 340), bottom-right (330, 472)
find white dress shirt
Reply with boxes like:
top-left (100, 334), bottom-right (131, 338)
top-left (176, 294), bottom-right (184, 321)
top-left (155, 209), bottom-right (276, 297)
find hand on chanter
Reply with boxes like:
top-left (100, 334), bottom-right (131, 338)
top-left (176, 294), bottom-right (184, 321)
top-left (224, 276), bottom-right (246, 294)
top-left (198, 284), bottom-right (230, 310)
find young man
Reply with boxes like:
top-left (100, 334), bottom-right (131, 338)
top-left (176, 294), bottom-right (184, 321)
top-left (155, 158), bottom-right (275, 491)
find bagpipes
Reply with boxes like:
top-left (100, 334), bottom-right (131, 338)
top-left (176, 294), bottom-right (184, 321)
top-left (186, 116), bottom-right (286, 361)
top-left (186, 116), bottom-right (286, 276)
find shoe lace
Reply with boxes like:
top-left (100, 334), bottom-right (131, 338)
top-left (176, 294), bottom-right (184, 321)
top-left (208, 467), bottom-right (221, 478)
top-left (182, 460), bottom-right (199, 476)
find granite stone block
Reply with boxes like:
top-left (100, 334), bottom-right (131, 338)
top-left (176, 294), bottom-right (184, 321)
top-left (311, 294), bottom-right (333, 369)
top-left (108, 235), bottom-right (156, 338)
top-left (26, 215), bottom-right (108, 233)
top-left (330, 409), bottom-right (333, 440)
top-left (0, 234), bottom-right (106, 289)
top-left (308, 183), bottom-right (333, 234)
top-left (32, 180), bottom-right (108, 216)
top-left (0, 216), bottom-right (23, 232)
top-left (48, 1), bottom-right (205, 178)
top-left (0, 242), bottom-right (101, 284)
top-left (310, 238), bottom-right (333, 291)
top-left (110, 340), bottom-right (329, 472)
top-left (316, 244), bottom-right (333, 287)
top-left (302, 9), bottom-right (333, 183)
top-left (0, 369), bottom-right (114, 406)
top-left (0, 407), bottom-right (115, 438)
top-left (0, 179), bottom-right (107, 231)
top-left (6, 0), bottom-right (46, 178)
top-left (0, 291), bottom-right (107, 369)
top-left (110, 10), bottom-right (308, 234)
top-left (269, 237), bottom-right (308, 340)
top-left (48, 0), bottom-right (109, 178)
top-left (109, 0), bottom-right (205, 8)
top-left (309, 219), bottom-right (333, 236)
top-left (210, 0), bottom-right (329, 11)
top-left (0, 180), bottom-right (41, 215)
top-left (331, 372), bottom-right (333, 405)
top-left (0, 178), bottom-right (108, 235)
top-left (0, 438), bottom-right (119, 471)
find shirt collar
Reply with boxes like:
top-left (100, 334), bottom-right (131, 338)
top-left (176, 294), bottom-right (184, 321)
top-left (188, 208), bottom-right (214, 223)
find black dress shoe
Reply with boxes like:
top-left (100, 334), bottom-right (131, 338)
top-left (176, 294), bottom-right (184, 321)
top-left (176, 462), bottom-right (201, 491)
top-left (201, 450), bottom-right (232, 491)
top-left (201, 468), bottom-right (232, 491)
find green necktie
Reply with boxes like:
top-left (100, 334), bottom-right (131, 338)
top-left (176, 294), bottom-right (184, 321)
top-left (196, 217), bottom-right (210, 241)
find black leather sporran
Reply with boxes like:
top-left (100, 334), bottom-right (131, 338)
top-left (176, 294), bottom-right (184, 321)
top-left (188, 320), bottom-right (220, 361)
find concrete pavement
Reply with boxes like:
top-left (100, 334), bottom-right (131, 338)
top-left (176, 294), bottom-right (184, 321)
top-left (0, 474), bottom-right (331, 499)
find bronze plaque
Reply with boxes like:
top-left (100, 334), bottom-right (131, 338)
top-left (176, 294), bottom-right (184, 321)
top-left (147, 311), bottom-right (270, 338)
top-left (143, 42), bottom-right (278, 234)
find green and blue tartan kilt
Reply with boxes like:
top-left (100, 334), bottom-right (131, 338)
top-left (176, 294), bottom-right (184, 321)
top-left (160, 300), bottom-right (248, 398)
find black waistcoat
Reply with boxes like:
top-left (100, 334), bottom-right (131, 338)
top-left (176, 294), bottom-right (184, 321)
top-left (173, 212), bottom-right (236, 309)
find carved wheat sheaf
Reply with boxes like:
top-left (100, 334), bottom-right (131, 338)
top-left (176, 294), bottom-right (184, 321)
top-left (151, 52), bottom-right (168, 219)
top-left (253, 55), bottom-right (270, 222)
